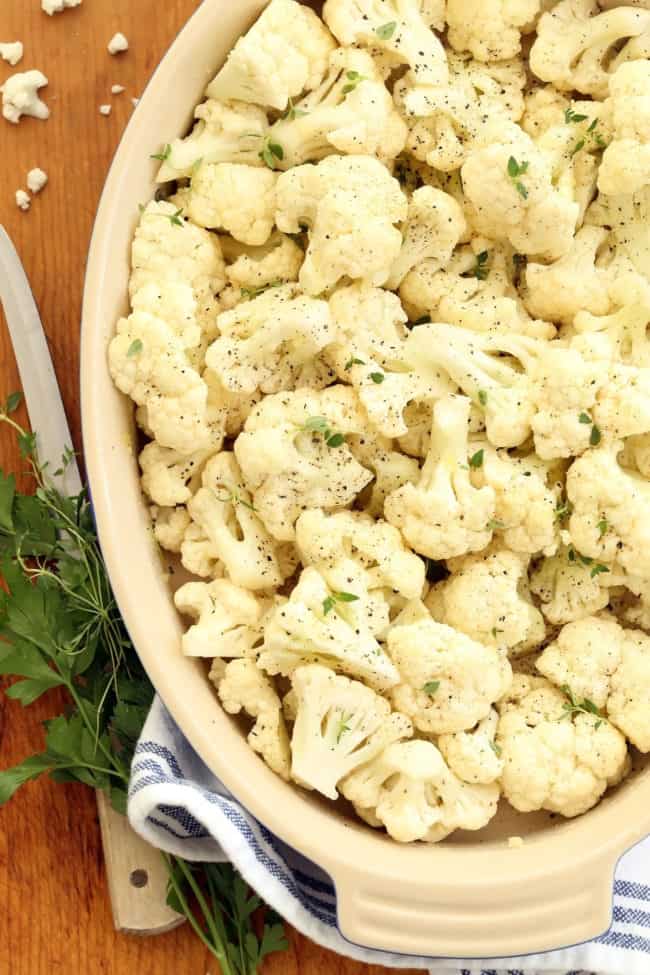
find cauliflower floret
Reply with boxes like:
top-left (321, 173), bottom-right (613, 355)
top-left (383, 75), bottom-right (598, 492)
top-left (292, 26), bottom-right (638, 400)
top-left (259, 563), bottom-right (400, 690)
top-left (427, 546), bottom-right (546, 655)
top-left (537, 615), bottom-right (650, 751)
top-left (437, 709), bottom-right (503, 784)
top-left (347, 431), bottom-right (420, 516)
top-left (446, 0), bottom-right (542, 61)
top-left (388, 615), bottom-right (512, 733)
top-left (585, 186), bottom-right (650, 279)
top-left (386, 186), bottom-right (466, 289)
top-left (295, 508), bottom-right (425, 599)
top-left (629, 431), bottom-right (650, 476)
top-left (530, 546), bottom-right (614, 624)
top-left (217, 659), bottom-right (291, 780)
top-left (529, 0), bottom-right (650, 99)
top-left (205, 283), bottom-right (332, 396)
top-left (139, 441), bottom-right (212, 507)
top-left (461, 128), bottom-right (579, 260)
top-left (268, 47), bottom-right (407, 169)
top-left (275, 154), bottom-right (407, 295)
top-left (521, 85), bottom-right (570, 140)
top-left (156, 100), bottom-right (269, 181)
top-left (573, 272), bottom-right (650, 366)
top-left (181, 452), bottom-right (287, 591)
top-left (1, 69), bottom-right (49, 123)
top-left (207, 0), bottom-right (336, 111)
top-left (341, 738), bottom-right (499, 841)
top-left (288, 664), bottom-right (412, 799)
top-left (129, 201), bottom-right (225, 340)
top-left (327, 283), bottom-right (455, 438)
top-left (222, 233), bottom-right (304, 291)
top-left (524, 226), bottom-right (612, 325)
top-left (406, 324), bottom-right (538, 448)
top-left (323, 0), bottom-right (449, 86)
top-left (234, 385), bottom-right (373, 541)
top-left (385, 394), bottom-right (496, 559)
top-left (187, 163), bottom-right (277, 245)
top-left (150, 505), bottom-right (191, 553)
top-left (567, 439), bottom-right (650, 577)
top-left (174, 579), bottom-right (266, 658)
top-left (598, 60), bottom-right (650, 194)
top-left (497, 673), bottom-right (629, 816)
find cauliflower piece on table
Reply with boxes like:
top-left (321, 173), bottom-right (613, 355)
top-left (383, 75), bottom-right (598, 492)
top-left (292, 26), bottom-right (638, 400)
top-left (537, 615), bottom-right (650, 751)
top-left (288, 664), bottom-right (412, 799)
top-left (206, 283), bottom-right (332, 397)
top-left (386, 186), bottom-right (466, 290)
top-left (342, 738), bottom-right (500, 842)
top-left (295, 508), bottom-right (425, 599)
top-left (139, 441), bottom-right (212, 507)
top-left (426, 546), bottom-right (546, 655)
top-left (182, 452), bottom-right (287, 591)
top-left (438, 709), bottom-right (503, 785)
top-left (385, 394), bottom-right (496, 559)
top-left (259, 563), bottom-right (399, 691)
top-left (446, 0), bottom-right (542, 62)
top-left (268, 47), bottom-right (407, 169)
top-left (217, 659), bottom-right (291, 780)
top-left (222, 233), bottom-right (304, 292)
top-left (187, 163), bottom-right (277, 245)
top-left (530, 546), bottom-right (613, 624)
top-left (598, 60), bottom-right (650, 195)
top-left (323, 0), bottom-right (449, 87)
top-left (275, 154), bottom-right (407, 295)
top-left (174, 579), bottom-right (266, 658)
top-left (524, 226), bottom-right (612, 325)
top-left (207, 0), bottom-right (336, 111)
top-left (234, 385), bottom-right (373, 541)
top-left (567, 439), bottom-right (650, 577)
top-left (1, 69), bottom-right (49, 123)
top-left (529, 0), bottom-right (650, 99)
top-left (388, 615), bottom-right (512, 734)
top-left (497, 673), bottom-right (629, 816)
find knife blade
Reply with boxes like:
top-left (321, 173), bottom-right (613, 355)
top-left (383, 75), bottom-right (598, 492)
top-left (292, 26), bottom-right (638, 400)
top-left (0, 225), bottom-right (183, 935)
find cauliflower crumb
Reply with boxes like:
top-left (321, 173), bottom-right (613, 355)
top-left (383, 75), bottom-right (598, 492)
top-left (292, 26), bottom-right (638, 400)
top-left (42, 0), bottom-right (82, 13)
top-left (99, 104), bottom-right (111, 116)
top-left (108, 32), bottom-right (129, 55)
top-left (0, 42), bottom-right (23, 66)
top-left (111, 84), bottom-right (125, 95)
top-left (1, 70), bottom-right (49, 124)
top-left (508, 835), bottom-right (524, 849)
top-left (26, 168), bottom-right (47, 194)
top-left (15, 189), bottom-right (30, 211)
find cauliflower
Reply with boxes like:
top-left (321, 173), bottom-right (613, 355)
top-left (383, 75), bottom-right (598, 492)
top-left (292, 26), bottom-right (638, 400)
top-left (327, 283), bottom-right (455, 438)
top-left (530, 546), bottom-right (614, 624)
top-left (207, 0), bottom-right (336, 111)
top-left (461, 127), bottom-right (579, 260)
top-left (267, 47), bottom-right (407, 169)
top-left (222, 233), bottom-right (304, 291)
top-left (174, 579), bottom-right (266, 658)
top-left (567, 438), bottom-right (650, 577)
top-left (347, 431), bottom-right (420, 516)
top-left (537, 615), bottom-right (650, 751)
top-left (388, 615), bottom-right (512, 733)
top-left (573, 272), bottom-right (650, 366)
top-left (1, 69), bottom-right (49, 123)
top-left (406, 324), bottom-right (537, 448)
top-left (295, 508), bottom-right (425, 599)
top-left (139, 441), bottom-right (212, 507)
top-left (524, 226), bottom-right (612, 324)
top-left (182, 452), bottom-right (287, 590)
top-left (529, 0), bottom-right (650, 99)
top-left (586, 186), bottom-right (650, 279)
top-left (446, 0), bottom-right (542, 61)
top-left (275, 154), bottom-right (407, 295)
top-left (150, 505), bottom-right (191, 553)
top-left (385, 394), bottom-right (496, 559)
top-left (259, 563), bottom-right (400, 690)
top-left (341, 738), bottom-right (500, 841)
top-left (426, 546), bottom-right (546, 655)
top-left (288, 664), bottom-right (412, 799)
top-left (156, 100), bottom-right (269, 182)
top-left (205, 283), bottom-right (332, 397)
top-left (234, 386), bottom-right (373, 541)
top-left (438, 709), bottom-right (503, 784)
top-left (386, 186), bottom-right (466, 289)
top-left (598, 60), bottom-right (650, 194)
top-left (187, 163), bottom-right (277, 245)
top-left (497, 673), bottom-right (629, 816)
top-left (217, 659), bottom-right (291, 780)
top-left (521, 85), bottom-right (570, 140)
top-left (322, 0), bottom-right (449, 87)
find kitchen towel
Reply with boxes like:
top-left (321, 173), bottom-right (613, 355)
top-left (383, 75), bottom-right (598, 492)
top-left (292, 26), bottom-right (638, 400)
top-left (128, 695), bottom-right (650, 975)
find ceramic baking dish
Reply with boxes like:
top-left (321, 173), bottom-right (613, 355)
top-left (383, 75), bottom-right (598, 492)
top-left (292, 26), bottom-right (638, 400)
top-left (81, 0), bottom-right (650, 959)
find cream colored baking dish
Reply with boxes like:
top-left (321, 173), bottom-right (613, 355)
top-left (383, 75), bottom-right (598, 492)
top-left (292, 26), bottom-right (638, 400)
top-left (81, 0), bottom-right (650, 959)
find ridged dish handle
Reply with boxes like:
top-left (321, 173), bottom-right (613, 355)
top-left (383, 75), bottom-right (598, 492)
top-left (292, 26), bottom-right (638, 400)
top-left (331, 856), bottom-right (617, 958)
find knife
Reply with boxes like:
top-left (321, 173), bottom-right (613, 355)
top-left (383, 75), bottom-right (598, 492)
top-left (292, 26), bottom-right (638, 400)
top-left (0, 225), bottom-right (183, 936)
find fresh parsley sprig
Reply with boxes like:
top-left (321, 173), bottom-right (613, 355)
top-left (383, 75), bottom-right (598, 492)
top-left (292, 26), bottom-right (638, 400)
top-left (300, 415), bottom-right (346, 448)
top-left (559, 684), bottom-right (604, 729)
top-left (323, 590), bottom-right (359, 616)
top-left (507, 156), bottom-right (529, 199)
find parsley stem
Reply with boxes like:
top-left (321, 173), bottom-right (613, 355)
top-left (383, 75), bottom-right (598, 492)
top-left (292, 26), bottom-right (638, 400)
top-left (166, 855), bottom-right (236, 975)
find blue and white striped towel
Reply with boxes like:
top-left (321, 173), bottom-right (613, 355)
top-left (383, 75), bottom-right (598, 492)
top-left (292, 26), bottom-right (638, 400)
top-left (128, 695), bottom-right (650, 975)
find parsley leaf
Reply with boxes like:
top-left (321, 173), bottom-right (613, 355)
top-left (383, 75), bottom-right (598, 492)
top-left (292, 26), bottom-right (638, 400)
top-left (578, 412), bottom-right (592, 424)
top-left (478, 389), bottom-right (488, 406)
top-left (370, 372), bottom-right (385, 384)
top-left (559, 685), bottom-right (605, 729)
top-left (259, 138), bottom-right (284, 169)
top-left (422, 680), bottom-right (440, 696)
top-left (565, 108), bottom-right (588, 124)
top-left (4, 392), bottom-right (22, 415)
top-left (469, 449), bottom-right (484, 469)
top-left (240, 279), bottom-right (283, 300)
top-left (281, 98), bottom-right (307, 121)
top-left (344, 356), bottom-right (365, 370)
top-left (127, 338), bottom-right (143, 357)
top-left (300, 415), bottom-right (346, 448)
top-left (335, 712), bottom-right (352, 743)
top-left (342, 70), bottom-right (367, 94)
top-left (150, 143), bottom-right (171, 162)
top-left (507, 156), bottom-right (529, 199)
top-left (323, 591), bottom-right (359, 616)
top-left (375, 21), bottom-right (397, 40)
top-left (473, 250), bottom-right (490, 281)
top-left (590, 424), bottom-right (602, 446)
top-left (167, 207), bottom-right (184, 227)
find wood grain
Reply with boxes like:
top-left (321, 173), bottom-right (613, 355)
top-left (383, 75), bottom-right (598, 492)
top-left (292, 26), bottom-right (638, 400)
top-left (0, 2), bottom-right (423, 972)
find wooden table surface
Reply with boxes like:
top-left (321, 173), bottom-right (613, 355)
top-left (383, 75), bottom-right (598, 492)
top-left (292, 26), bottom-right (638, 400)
top-left (0, 2), bottom-right (424, 972)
